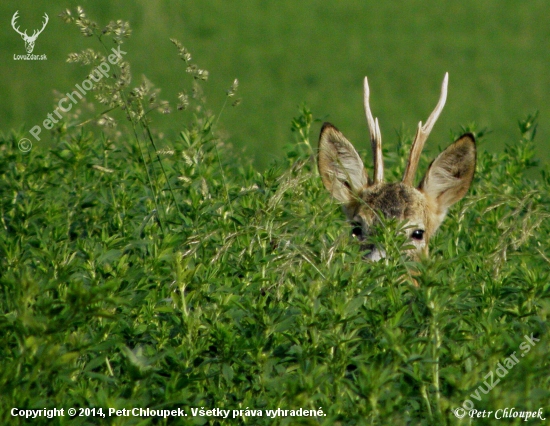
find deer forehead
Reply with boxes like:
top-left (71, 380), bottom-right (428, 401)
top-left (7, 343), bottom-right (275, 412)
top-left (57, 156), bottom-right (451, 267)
top-left (349, 183), bottom-right (427, 225)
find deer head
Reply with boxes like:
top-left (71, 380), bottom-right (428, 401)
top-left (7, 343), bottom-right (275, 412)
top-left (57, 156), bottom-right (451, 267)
top-left (318, 73), bottom-right (476, 260)
top-left (11, 11), bottom-right (49, 54)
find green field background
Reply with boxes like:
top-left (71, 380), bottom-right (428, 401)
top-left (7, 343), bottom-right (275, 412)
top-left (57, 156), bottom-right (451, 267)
top-left (2, 0), bottom-right (549, 168)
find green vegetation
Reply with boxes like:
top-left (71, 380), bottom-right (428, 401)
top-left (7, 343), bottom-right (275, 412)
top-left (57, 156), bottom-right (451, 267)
top-left (2, 1), bottom-right (550, 168)
top-left (1, 7), bottom-right (549, 426)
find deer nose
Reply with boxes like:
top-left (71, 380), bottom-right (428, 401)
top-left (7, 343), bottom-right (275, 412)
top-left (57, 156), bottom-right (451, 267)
top-left (362, 245), bottom-right (386, 262)
top-left (362, 243), bottom-right (375, 252)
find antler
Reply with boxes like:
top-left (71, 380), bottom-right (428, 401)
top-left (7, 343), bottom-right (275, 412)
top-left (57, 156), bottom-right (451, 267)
top-left (363, 77), bottom-right (383, 183)
top-left (31, 13), bottom-right (49, 39)
top-left (11, 11), bottom-right (27, 38)
top-left (402, 73), bottom-right (448, 186)
top-left (11, 12), bottom-right (48, 40)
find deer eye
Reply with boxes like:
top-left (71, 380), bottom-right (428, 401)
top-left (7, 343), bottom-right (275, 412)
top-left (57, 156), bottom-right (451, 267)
top-left (411, 229), bottom-right (425, 241)
top-left (351, 222), bottom-right (363, 239)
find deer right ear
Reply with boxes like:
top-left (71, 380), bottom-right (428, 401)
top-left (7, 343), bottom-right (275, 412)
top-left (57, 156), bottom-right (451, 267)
top-left (318, 123), bottom-right (370, 204)
top-left (419, 133), bottom-right (476, 215)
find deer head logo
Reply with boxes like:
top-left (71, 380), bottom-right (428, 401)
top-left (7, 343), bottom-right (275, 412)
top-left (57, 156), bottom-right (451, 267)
top-left (11, 11), bottom-right (49, 54)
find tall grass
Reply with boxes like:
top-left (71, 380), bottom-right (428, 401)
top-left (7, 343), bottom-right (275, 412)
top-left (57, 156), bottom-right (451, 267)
top-left (1, 8), bottom-right (549, 425)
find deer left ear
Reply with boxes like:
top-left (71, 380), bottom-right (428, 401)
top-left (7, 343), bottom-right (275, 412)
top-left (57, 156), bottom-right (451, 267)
top-left (318, 123), bottom-right (370, 204)
top-left (418, 133), bottom-right (476, 213)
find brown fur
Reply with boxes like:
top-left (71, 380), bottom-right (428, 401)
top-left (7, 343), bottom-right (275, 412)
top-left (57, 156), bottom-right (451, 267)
top-left (318, 124), bottom-right (476, 260)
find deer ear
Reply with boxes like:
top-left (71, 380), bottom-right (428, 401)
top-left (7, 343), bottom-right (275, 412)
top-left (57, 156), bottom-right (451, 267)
top-left (419, 133), bottom-right (476, 213)
top-left (318, 123), bottom-right (370, 204)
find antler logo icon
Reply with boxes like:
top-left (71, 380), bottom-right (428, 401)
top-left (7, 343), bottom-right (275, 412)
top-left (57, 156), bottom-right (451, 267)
top-left (11, 11), bottom-right (49, 54)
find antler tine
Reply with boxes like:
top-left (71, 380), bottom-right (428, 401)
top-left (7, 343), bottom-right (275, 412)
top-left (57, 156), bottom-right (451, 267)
top-left (402, 72), bottom-right (448, 186)
top-left (39, 13), bottom-right (49, 33)
top-left (363, 77), bottom-right (383, 183)
top-left (11, 10), bottom-right (19, 27)
top-left (31, 13), bottom-right (49, 38)
top-left (11, 11), bottom-right (27, 37)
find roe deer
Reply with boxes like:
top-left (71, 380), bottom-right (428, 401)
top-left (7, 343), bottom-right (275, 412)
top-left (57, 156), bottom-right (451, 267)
top-left (318, 73), bottom-right (476, 260)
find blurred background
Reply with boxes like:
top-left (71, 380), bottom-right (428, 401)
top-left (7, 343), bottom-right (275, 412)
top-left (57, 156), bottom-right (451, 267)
top-left (1, 0), bottom-right (549, 169)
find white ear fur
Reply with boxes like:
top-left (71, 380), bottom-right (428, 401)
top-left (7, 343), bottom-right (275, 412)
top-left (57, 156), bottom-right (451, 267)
top-left (318, 123), bottom-right (370, 204)
top-left (419, 133), bottom-right (476, 215)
